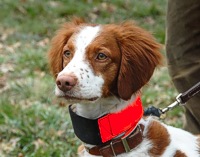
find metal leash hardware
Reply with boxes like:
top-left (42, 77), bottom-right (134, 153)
top-left (161, 93), bottom-right (183, 114)
top-left (161, 81), bottom-right (200, 114)
top-left (144, 81), bottom-right (200, 118)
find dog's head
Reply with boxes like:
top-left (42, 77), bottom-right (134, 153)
top-left (48, 18), bottom-right (162, 102)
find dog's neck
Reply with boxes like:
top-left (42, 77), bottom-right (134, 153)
top-left (70, 94), bottom-right (142, 152)
top-left (73, 94), bottom-right (137, 119)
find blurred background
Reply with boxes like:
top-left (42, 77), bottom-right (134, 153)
top-left (0, 0), bottom-right (183, 156)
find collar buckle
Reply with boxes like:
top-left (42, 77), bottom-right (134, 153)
top-left (121, 137), bottom-right (131, 153)
top-left (110, 141), bottom-right (116, 156)
top-left (121, 124), bottom-right (143, 153)
top-left (87, 124), bottom-right (144, 157)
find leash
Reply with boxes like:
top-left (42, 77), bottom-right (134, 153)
top-left (144, 81), bottom-right (200, 118)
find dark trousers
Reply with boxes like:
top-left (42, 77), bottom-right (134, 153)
top-left (166, 0), bottom-right (200, 134)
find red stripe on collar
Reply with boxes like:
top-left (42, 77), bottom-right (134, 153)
top-left (98, 96), bottom-right (143, 143)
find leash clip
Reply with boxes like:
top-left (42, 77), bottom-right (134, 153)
top-left (144, 81), bottom-right (200, 118)
top-left (161, 93), bottom-right (188, 114)
top-left (176, 93), bottom-right (185, 105)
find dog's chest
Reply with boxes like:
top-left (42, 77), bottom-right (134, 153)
top-left (78, 118), bottom-right (200, 157)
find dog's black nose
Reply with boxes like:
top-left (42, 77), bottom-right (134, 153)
top-left (56, 74), bottom-right (77, 92)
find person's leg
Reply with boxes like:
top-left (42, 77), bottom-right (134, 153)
top-left (166, 0), bottom-right (200, 134)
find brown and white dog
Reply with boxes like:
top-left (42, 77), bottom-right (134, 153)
top-left (48, 18), bottom-right (200, 157)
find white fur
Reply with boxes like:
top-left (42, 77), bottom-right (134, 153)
top-left (75, 94), bottom-right (137, 119)
top-left (56, 26), bottom-right (104, 100)
top-left (163, 125), bottom-right (199, 157)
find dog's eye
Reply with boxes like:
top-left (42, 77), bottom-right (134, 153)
top-left (63, 50), bottom-right (71, 58)
top-left (96, 53), bottom-right (107, 61)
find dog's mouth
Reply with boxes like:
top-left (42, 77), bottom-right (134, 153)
top-left (63, 95), bottom-right (99, 102)
top-left (55, 86), bottom-right (99, 101)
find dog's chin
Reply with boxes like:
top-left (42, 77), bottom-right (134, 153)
top-left (57, 94), bottom-right (99, 103)
top-left (55, 87), bottom-right (99, 103)
top-left (65, 95), bottom-right (99, 102)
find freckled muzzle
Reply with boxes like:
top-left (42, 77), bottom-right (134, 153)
top-left (54, 25), bottom-right (106, 100)
top-left (55, 69), bottom-right (103, 101)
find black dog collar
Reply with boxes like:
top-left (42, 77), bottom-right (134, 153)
top-left (68, 97), bottom-right (143, 145)
top-left (69, 105), bottom-right (103, 145)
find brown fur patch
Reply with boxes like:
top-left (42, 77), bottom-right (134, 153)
top-left (86, 22), bottom-right (163, 99)
top-left (174, 150), bottom-right (187, 157)
top-left (48, 18), bottom-right (85, 78)
top-left (114, 21), bottom-right (162, 100)
top-left (86, 26), bottom-right (122, 97)
top-left (146, 120), bottom-right (170, 156)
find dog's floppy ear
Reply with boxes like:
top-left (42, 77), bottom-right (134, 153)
top-left (48, 17), bottom-right (85, 78)
top-left (116, 21), bottom-right (162, 100)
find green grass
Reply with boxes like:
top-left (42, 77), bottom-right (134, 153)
top-left (0, 98), bottom-right (80, 157)
top-left (0, 0), bottom-right (184, 156)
